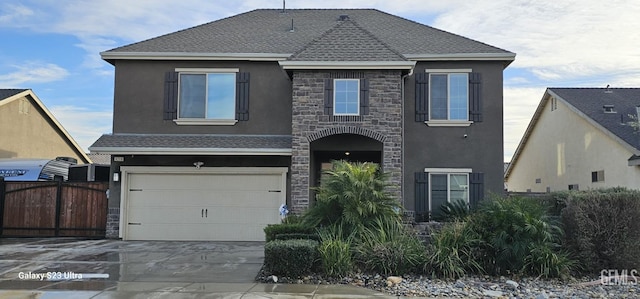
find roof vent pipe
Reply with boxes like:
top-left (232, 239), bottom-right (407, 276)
top-left (290, 19), bottom-right (294, 32)
top-left (282, 0), bottom-right (286, 13)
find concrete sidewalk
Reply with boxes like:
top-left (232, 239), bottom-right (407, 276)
top-left (0, 238), bottom-right (414, 298)
top-left (0, 282), bottom-right (397, 298)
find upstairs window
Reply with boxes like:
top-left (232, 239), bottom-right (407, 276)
top-left (333, 79), bottom-right (360, 115)
top-left (179, 73), bottom-right (236, 119)
top-left (415, 70), bottom-right (481, 126)
top-left (430, 73), bottom-right (469, 121)
top-left (324, 75), bottom-right (369, 117)
top-left (164, 68), bottom-right (250, 124)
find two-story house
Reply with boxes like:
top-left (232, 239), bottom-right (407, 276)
top-left (90, 9), bottom-right (515, 241)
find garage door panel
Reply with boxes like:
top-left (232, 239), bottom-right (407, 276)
top-left (131, 174), bottom-right (281, 191)
top-left (125, 169), bottom-right (286, 241)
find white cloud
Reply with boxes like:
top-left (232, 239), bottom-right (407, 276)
top-left (49, 105), bottom-right (112, 152)
top-left (0, 3), bottom-right (33, 24)
top-left (0, 62), bottom-right (69, 87)
top-left (431, 0), bottom-right (640, 82)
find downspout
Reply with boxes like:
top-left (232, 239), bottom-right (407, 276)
top-left (401, 68), bottom-right (414, 210)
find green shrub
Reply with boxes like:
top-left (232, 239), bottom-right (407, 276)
top-left (470, 196), bottom-right (572, 277)
top-left (317, 225), bottom-right (354, 277)
top-left (426, 221), bottom-right (482, 279)
top-left (354, 219), bottom-right (426, 275)
top-left (264, 223), bottom-right (315, 242)
top-left (302, 160), bottom-right (401, 236)
top-left (523, 242), bottom-right (575, 278)
top-left (263, 239), bottom-right (319, 277)
top-left (561, 189), bottom-right (640, 273)
top-left (274, 233), bottom-right (320, 241)
top-left (434, 199), bottom-right (471, 222)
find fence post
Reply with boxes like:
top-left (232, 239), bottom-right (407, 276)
top-left (54, 180), bottom-right (63, 236)
top-left (0, 177), bottom-right (5, 236)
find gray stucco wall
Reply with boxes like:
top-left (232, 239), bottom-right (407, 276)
top-left (403, 61), bottom-right (506, 211)
top-left (112, 60), bottom-right (292, 135)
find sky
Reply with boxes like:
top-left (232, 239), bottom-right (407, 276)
top-left (1, 0), bottom-right (639, 162)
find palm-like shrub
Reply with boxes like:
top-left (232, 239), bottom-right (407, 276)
top-left (435, 199), bottom-right (471, 222)
top-left (302, 160), bottom-right (401, 235)
top-left (354, 219), bottom-right (426, 275)
top-left (471, 196), bottom-right (573, 278)
top-left (426, 221), bottom-right (483, 279)
top-left (317, 224), bottom-right (354, 278)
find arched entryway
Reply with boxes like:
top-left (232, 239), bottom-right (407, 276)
top-left (309, 133), bottom-right (383, 195)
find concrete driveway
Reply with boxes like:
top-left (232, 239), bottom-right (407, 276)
top-left (0, 238), bottom-right (264, 285)
top-left (0, 238), bottom-right (400, 298)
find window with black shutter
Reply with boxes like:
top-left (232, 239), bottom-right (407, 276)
top-left (164, 69), bottom-right (249, 123)
top-left (417, 70), bottom-right (482, 125)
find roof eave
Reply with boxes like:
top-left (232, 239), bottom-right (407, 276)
top-left (88, 146), bottom-right (293, 156)
top-left (405, 53), bottom-right (516, 68)
top-left (100, 52), bottom-right (292, 64)
top-left (278, 60), bottom-right (416, 70)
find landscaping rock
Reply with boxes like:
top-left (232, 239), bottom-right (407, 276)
top-left (386, 276), bottom-right (403, 287)
top-left (483, 289), bottom-right (504, 297)
top-left (505, 279), bottom-right (519, 290)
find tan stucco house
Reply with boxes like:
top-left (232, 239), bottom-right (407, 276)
top-left (0, 89), bottom-right (90, 163)
top-left (506, 88), bottom-right (640, 192)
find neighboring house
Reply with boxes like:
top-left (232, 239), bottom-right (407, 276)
top-left (505, 88), bottom-right (640, 192)
top-left (90, 9), bottom-right (515, 241)
top-left (0, 89), bottom-right (90, 164)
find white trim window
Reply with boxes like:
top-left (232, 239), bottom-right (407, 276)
top-left (428, 171), bottom-right (470, 215)
top-left (178, 69), bottom-right (238, 120)
top-left (333, 79), bottom-right (360, 115)
top-left (429, 73), bottom-right (469, 121)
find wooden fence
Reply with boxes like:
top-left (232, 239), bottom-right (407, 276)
top-left (0, 179), bottom-right (108, 237)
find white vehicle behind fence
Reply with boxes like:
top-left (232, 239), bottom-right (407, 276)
top-left (0, 157), bottom-right (77, 181)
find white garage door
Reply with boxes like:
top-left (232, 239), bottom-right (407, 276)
top-left (121, 167), bottom-right (287, 241)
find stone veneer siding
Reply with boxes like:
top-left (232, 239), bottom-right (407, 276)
top-left (106, 207), bottom-right (120, 238)
top-left (290, 70), bottom-right (403, 213)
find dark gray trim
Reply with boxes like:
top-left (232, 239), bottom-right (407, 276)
top-left (324, 78), bottom-right (334, 115)
top-left (415, 72), bottom-right (428, 121)
top-left (414, 172), bottom-right (429, 221)
top-left (360, 78), bottom-right (369, 115)
top-left (236, 72), bottom-right (250, 121)
top-left (469, 72), bottom-right (482, 122)
top-left (469, 172), bottom-right (484, 208)
top-left (163, 71), bottom-right (178, 120)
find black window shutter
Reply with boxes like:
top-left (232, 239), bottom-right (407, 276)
top-left (324, 78), bottom-right (334, 115)
top-left (164, 71), bottom-right (179, 120)
top-left (235, 72), bottom-right (250, 121)
top-left (415, 72), bottom-right (429, 122)
top-left (469, 72), bottom-right (482, 122)
top-left (359, 78), bottom-right (369, 115)
top-left (469, 172), bottom-right (484, 209)
top-left (415, 172), bottom-right (429, 221)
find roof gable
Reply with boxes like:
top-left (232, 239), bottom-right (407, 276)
top-left (550, 88), bottom-right (640, 152)
top-left (506, 87), bottom-right (640, 178)
top-left (102, 9), bottom-right (514, 63)
top-left (289, 18), bottom-right (406, 62)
